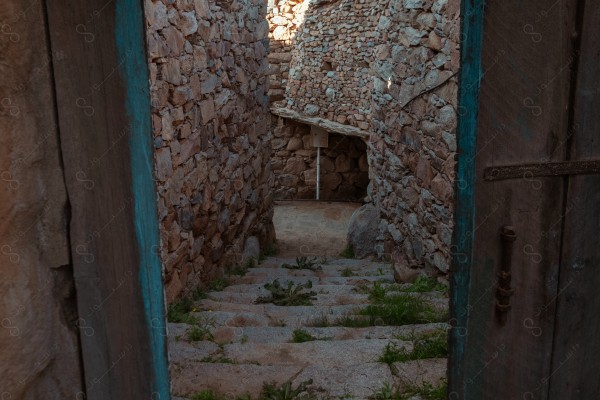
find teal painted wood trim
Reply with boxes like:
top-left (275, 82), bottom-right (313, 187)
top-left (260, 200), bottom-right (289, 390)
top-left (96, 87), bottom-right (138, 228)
top-left (448, 0), bottom-right (485, 397)
top-left (115, 0), bottom-right (171, 397)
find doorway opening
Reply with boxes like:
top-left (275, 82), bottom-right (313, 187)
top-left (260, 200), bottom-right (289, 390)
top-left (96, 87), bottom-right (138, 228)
top-left (154, 0), bottom-right (459, 398)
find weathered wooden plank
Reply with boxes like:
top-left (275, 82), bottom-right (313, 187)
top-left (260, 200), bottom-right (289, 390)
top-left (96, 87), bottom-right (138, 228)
top-left (271, 106), bottom-right (370, 139)
top-left (548, 2), bottom-right (600, 398)
top-left (454, 1), bottom-right (576, 398)
top-left (448, 0), bottom-right (485, 395)
top-left (45, 1), bottom-right (169, 398)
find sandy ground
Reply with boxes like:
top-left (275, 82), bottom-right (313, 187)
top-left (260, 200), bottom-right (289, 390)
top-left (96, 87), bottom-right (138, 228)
top-left (273, 200), bottom-right (361, 258)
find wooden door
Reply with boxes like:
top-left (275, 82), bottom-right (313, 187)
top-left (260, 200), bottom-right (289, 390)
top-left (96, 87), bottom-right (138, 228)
top-left (44, 0), bottom-right (170, 398)
top-left (450, 1), bottom-right (600, 398)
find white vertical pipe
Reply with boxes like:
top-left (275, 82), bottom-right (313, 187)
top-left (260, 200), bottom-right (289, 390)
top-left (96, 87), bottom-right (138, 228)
top-left (316, 147), bottom-right (320, 200)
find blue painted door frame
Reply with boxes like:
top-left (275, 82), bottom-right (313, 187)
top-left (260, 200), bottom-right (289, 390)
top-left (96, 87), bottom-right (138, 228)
top-left (448, 0), bottom-right (484, 396)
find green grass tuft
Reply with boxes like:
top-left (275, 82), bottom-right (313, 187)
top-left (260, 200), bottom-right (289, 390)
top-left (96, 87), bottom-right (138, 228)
top-left (360, 293), bottom-right (446, 326)
top-left (200, 355), bottom-right (236, 364)
top-left (255, 279), bottom-right (317, 306)
top-left (259, 242), bottom-right (278, 262)
top-left (167, 297), bottom-right (197, 324)
top-left (292, 329), bottom-right (317, 343)
top-left (291, 329), bottom-right (332, 343)
top-left (401, 276), bottom-right (447, 293)
top-left (339, 245), bottom-right (355, 259)
top-left (340, 267), bottom-right (356, 277)
top-left (282, 256), bottom-right (321, 271)
top-left (208, 278), bottom-right (230, 291)
top-left (226, 259), bottom-right (254, 277)
top-left (260, 379), bottom-right (316, 400)
top-left (191, 390), bottom-right (229, 400)
top-left (371, 381), bottom-right (447, 400)
top-left (380, 329), bottom-right (447, 364)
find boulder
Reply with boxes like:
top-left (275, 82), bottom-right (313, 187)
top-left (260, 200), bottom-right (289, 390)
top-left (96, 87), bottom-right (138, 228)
top-left (346, 204), bottom-right (379, 258)
top-left (242, 236), bottom-right (261, 263)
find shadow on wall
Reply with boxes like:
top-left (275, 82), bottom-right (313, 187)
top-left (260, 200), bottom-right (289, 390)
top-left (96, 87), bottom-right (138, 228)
top-left (271, 121), bottom-right (370, 201)
top-left (146, 0), bottom-right (276, 302)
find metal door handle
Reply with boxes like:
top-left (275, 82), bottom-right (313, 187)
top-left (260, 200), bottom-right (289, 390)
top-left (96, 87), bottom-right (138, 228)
top-left (496, 225), bottom-right (516, 324)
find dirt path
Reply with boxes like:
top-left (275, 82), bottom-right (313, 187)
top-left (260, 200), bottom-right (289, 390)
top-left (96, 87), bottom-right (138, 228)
top-left (273, 201), bottom-right (361, 258)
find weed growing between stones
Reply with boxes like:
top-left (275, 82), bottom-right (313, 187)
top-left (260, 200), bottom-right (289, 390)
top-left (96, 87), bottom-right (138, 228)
top-left (227, 259), bottom-right (256, 276)
top-left (209, 278), bottom-right (231, 291)
top-left (191, 390), bottom-right (232, 400)
top-left (340, 267), bottom-right (356, 277)
top-left (282, 256), bottom-right (321, 271)
top-left (260, 379), bottom-right (316, 400)
top-left (339, 245), bottom-right (355, 259)
top-left (255, 279), bottom-right (317, 306)
top-left (191, 380), bottom-right (316, 400)
top-left (379, 329), bottom-right (447, 364)
top-left (291, 329), bottom-right (316, 343)
top-left (360, 293), bottom-right (446, 325)
top-left (167, 297), bottom-right (197, 324)
top-left (371, 380), bottom-right (447, 400)
top-left (199, 355), bottom-right (236, 364)
top-left (400, 276), bottom-right (447, 293)
top-left (186, 316), bottom-right (216, 342)
top-left (259, 242), bottom-right (279, 262)
top-left (305, 312), bottom-right (370, 328)
top-left (291, 329), bottom-right (333, 343)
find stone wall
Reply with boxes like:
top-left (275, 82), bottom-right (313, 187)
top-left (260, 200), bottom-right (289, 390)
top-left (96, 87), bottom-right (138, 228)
top-left (0, 1), bottom-right (82, 396)
top-left (266, 0), bottom-right (307, 104)
top-left (271, 115), bottom-right (369, 201)
top-left (279, 0), bottom-right (384, 129)
top-left (145, 0), bottom-right (275, 302)
top-left (267, 0), bottom-right (460, 276)
top-left (369, 0), bottom-right (459, 275)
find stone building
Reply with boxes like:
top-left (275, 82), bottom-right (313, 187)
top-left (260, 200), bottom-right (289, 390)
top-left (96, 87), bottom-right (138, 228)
top-left (143, 0), bottom-right (459, 301)
top-left (267, 0), bottom-right (459, 276)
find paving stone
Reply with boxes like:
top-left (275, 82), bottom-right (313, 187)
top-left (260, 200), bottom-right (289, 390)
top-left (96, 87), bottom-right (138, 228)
top-left (169, 250), bottom-right (448, 399)
top-left (292, 363), bottom-right (395, 399)
top-left (222, 339), bottom-right (408, 367)
top-left (391, 358), bottom-right (447, 386)
top-left (171, 363), bottom-right (303, 398)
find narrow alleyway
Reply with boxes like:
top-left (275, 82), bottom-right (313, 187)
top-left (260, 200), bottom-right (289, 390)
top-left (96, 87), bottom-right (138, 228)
top-left (168, 202), bottom-right (449, 399)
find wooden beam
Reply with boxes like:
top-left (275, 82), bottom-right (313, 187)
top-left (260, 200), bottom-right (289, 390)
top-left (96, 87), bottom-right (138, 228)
top-left (271, 106), bottom-right (370, 139)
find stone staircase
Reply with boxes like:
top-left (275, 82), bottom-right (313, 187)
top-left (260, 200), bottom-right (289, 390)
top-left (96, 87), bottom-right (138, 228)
top-left (169, 257), bottom-right (448, 400)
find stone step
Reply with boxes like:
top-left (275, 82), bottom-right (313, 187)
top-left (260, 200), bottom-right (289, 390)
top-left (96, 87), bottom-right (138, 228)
top-left (170, 359), bottom-right (445, 400)
top-left (391, 358), bottom-right (447, 387)
top-left (191, 304), bottom-right (364, 327)
top-left (205, 323), bottom-right (448, 344)
top-left (257, 257), bottom-right (394, 274)
top-left (204, 285), bottom-right (371, 306)
top-left (204, 288), bottom-right (448, 310)
top-left (218, 279), bottom-right (392, 295)
top-left (170, 362), bottom-right (304, 399)
top-left (232, 269), bottom-right (394, 285)
top-left (291, 362), bottom-right (394, 400)
top-left (221, 339), bottom-right (409, 367)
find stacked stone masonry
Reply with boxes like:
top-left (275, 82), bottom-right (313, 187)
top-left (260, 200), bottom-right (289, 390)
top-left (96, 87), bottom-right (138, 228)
top-left (271, 115), bottom-right (369, 201)
top-left (266, 0), bottom-right (307, 104)
top-left (369, 0), bottom-right (459, 275)
top-left (145, 0), bottom-right (275, 302)
top-left (267, 0), bottom-right (459, 276)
